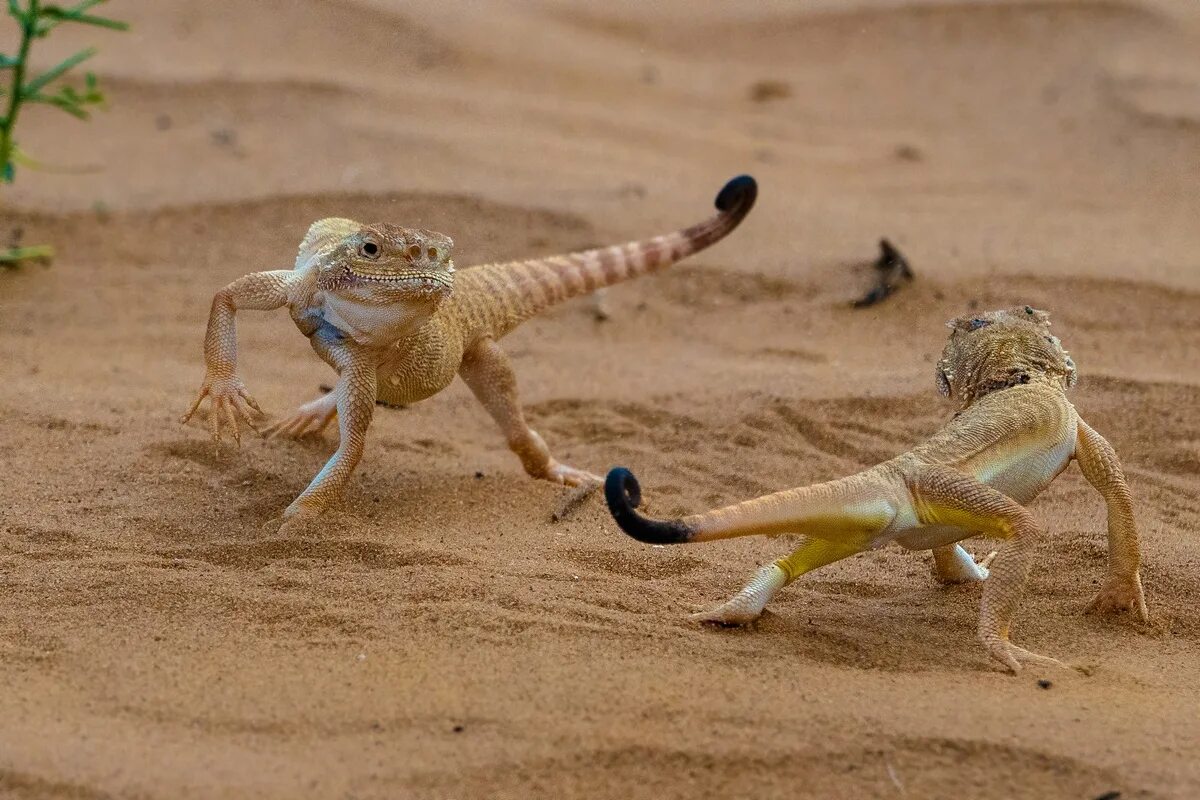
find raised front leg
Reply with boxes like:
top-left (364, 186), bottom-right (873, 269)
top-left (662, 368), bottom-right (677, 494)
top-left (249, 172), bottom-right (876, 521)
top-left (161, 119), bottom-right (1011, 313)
top-left (283, 343), bottom-right (377, 520)
top-left (459, 338), bottom-right (600, 487)
top-left (181, 270), bottom-right (299, 444)
top-left (1074, 419), bottom-right (1148, 621)
top-left (910, 464), bottom-right (1060, 673)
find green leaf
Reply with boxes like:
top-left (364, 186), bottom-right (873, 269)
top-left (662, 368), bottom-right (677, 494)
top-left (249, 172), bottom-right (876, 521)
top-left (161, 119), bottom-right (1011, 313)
top-left (21, 46), bottom-right (94, 95)
top-left (37, 2), bottom-right (126, 30)
top-left (43, 11), bottom-right (126, 30)
top-left (26, 87), bottom-right (94, 118)
top-left (0, 53), bottom-right (17, 68)
top-left (2, 160), bottom-right (14, 183)
top-left (7, 0), bottom-right (23, 20)
top-left (51, 0), bottom-right (105, 12)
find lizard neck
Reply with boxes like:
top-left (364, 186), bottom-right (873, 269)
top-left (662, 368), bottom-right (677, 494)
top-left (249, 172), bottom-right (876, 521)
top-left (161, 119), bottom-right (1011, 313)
top-left (956, 375), bottom-right (1068, 412)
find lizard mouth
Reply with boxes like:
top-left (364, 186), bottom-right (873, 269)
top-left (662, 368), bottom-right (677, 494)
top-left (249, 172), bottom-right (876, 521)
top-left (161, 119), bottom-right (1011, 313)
top-left (348, 267), bottom-right (454, 290)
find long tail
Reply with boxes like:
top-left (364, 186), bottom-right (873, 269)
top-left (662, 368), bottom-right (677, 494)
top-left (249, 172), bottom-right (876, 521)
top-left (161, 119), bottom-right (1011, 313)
top-left (605, 467), bottom-right (888, 545)
top-left (457, 175), bottom-right (757, 337)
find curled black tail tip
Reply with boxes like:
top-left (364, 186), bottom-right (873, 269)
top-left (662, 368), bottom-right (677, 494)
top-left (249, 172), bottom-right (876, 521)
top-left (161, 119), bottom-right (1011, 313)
top-left (604, 467), bottom-right (693, 545)
top-left (715, 174), bottom-right (757, 213)
top-left (605, 467), bottom-right (642, 514)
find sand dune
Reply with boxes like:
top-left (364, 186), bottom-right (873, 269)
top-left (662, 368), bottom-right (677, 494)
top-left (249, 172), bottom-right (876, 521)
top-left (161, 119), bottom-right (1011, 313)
top-left (2, 1), bottom-right (1199, 798)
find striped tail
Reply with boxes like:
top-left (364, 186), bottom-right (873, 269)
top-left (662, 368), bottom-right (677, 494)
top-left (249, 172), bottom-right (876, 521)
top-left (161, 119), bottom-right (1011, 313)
top-left (458, 175), bottom-right (757, 337)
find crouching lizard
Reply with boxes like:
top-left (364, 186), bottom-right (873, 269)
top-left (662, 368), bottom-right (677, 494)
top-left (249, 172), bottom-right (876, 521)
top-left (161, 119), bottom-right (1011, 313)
top-left (181, 175), bottom-right (757, 524)
top-left (605, 306), bottom-right (1147, 672)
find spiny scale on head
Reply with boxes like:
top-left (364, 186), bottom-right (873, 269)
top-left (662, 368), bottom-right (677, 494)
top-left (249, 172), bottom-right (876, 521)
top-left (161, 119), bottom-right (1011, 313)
top-left (937, 305), bottom-right (1078, 406)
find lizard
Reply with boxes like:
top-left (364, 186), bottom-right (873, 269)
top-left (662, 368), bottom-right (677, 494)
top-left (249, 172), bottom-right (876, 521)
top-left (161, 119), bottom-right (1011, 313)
top-left (180, 175), bottom-right (757, 524)
top-left (604, 305), bottom-right (1147, 672)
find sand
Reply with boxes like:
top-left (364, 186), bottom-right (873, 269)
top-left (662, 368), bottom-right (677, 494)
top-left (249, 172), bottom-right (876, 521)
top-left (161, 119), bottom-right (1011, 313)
top-left (2, 1), bottom-right (1199, 798)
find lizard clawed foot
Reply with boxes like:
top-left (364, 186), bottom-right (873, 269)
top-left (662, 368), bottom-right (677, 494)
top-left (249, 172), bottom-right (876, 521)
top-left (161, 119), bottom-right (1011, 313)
top-left (982, 635), bottom-right (1066, 674)
top-left (691, 564), bottom-right (787, 627)
top-left (543, 461), bottom-right (603, 488)
top-left (263, 395), bottom-right (338, 440)
top-left (180, 374), bottom-right (264, 448)
top-left (262, 501), bottom-right (326, 536)
top-left (1085, 574), bottom-right (1148, 622)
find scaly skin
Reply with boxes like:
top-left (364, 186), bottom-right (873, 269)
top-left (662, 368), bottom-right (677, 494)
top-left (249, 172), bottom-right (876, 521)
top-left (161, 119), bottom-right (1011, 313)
top-left (181, 176), bottom-right (757, 524)
top-left (605, 306), bottom-right (1147, 673)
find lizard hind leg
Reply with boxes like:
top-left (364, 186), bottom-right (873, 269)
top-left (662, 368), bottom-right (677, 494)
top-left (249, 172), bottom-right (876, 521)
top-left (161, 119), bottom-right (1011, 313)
top-left (263, 392), bottom-right (338, 439)
top-left (459, 338), bottom-right (601, 487)
top-left (693, 537), bottom-right (862, 626)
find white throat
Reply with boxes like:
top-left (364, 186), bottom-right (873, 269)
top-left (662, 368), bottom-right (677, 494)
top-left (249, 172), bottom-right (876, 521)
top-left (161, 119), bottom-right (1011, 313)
top-left (320, 292), bottom-right (430, 347)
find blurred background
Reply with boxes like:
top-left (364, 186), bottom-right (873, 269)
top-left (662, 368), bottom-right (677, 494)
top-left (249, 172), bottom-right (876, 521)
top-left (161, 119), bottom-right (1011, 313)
top-left (9, 0), bottom-right (1200, 286)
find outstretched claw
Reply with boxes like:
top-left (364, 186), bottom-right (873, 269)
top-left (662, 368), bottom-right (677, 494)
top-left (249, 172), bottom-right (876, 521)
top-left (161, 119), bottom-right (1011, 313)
top-left (263, 394), bottom-right (338, 440)
top-left (180, 374), bottom-right (263, 446)
top-left (1085, 575), bottom-right (1148, 622)
top-left (259, 498), bottom-right (327, 537)
top-left (981, 634), bottom-right (1066, 674)
top-left (691, 564), bottom-right (787, 626)
top-left (544, 460), bottom-right (602, 488)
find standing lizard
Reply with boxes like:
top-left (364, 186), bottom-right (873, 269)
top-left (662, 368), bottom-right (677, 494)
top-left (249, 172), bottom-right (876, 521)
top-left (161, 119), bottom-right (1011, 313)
top-left (605, 306), bottom-right (1147, 672)
top-left (181, 175), bottom-right (757, 524)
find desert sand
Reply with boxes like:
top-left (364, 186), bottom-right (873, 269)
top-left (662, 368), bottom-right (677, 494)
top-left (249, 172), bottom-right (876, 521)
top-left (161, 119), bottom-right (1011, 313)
top-left (2, 1), bottom-right (1199, 798)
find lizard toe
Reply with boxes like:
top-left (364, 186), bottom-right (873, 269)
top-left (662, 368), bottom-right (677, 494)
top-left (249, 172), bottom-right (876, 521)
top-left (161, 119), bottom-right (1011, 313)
top-left (1085, 576), bottom-right (1148, 622)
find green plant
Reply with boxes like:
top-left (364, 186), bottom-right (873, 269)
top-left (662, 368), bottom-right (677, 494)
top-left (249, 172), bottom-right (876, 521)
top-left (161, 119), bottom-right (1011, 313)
top-left (1, 0), bottom-right (126, 265)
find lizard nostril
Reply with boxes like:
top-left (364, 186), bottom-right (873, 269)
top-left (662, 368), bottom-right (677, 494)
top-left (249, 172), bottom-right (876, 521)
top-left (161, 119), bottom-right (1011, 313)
top-left (427, 247), bottom-right (438, 260)
top-left (407, 244), bottom-right (421, 259)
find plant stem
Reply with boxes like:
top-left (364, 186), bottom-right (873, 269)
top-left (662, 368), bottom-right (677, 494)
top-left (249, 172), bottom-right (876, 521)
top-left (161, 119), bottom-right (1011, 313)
top-left (1, 0), bottom-right (37, 182)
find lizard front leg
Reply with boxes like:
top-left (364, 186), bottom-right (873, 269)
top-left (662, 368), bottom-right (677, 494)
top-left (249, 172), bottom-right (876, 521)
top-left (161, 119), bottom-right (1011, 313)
top-left (181, 270), bottom-right (299, 444)
top-left (910, 464), bottom-right (1061, 673)
top-left (459, 337), bottom-right (600, 487)
top-left (282, 342), bottom-right (376, 520)
top-left (1074, 419), bottom-right (1148, 621)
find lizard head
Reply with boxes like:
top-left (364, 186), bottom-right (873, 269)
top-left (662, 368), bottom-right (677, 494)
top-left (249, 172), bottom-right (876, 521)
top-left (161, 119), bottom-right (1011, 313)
top-left (936, 305), bottom-right (1077, 407)
top-left (316, 223), bottom-right (455, 305)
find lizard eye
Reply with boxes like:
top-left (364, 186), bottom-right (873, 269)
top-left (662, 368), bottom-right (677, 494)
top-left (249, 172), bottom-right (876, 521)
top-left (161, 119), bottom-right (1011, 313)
top-left (1024, 306), bottom-right (1034, 315)
top-left (968, 318), bottom-right (989, 331)
top-left (359, 241), bottom-right (381, 259)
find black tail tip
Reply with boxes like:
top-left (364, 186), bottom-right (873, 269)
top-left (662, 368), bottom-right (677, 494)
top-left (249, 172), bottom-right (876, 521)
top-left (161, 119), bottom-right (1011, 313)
top-left (715, 174), bottom-right (757, 213)
top-left (605, 467), bottom-right (642, 514)
top-left (604, 467), bottom-right (693, 545)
